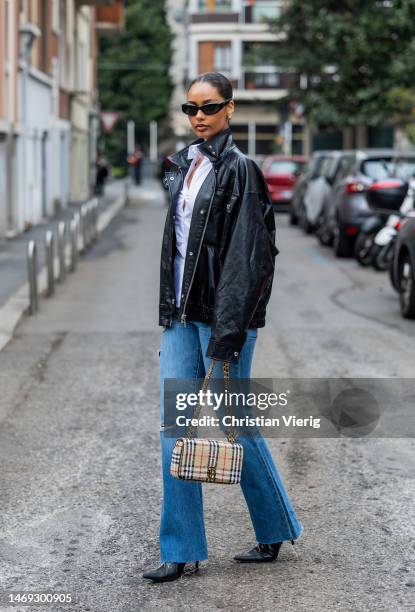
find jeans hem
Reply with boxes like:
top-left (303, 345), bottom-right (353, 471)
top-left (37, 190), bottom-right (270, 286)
top-left (160, 555), bottom-right (208, 563)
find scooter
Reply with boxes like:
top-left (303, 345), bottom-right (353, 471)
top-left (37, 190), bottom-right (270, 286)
top-left (354, 212), bottom-right (389, 266)
top-left (354, 178), bottom-right (410, 267)
top-left (372, 184), bottom-right (415, 270)
top-left (371, 214), bottom-right (402, 271)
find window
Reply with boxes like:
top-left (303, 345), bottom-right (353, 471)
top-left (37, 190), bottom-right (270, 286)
top-left (198, 41), bottom-right (232, 75)
top-left (59, 0), bottom-right (67, 85)
top-left (76, 41), bottom-right (86, 90)
top-left (198, 0), bottom-right (232, 12)
top-left (336, 156), bottom-right (355, 179)
top-left (268, 160), bottom-right (305, 175)
top-left (244, 1), bottom-right (283, 23)
top-left (213, 42), bottom-right (232, 72)
top-left (393, 158), bottom-right (415, 180)
top-left (361, 158), bottom-right (394, 180)
top-left (52, 0), bottom-right (60, 32)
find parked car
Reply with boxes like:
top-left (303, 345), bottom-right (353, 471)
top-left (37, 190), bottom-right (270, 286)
top-left (317, 149), bottom-right (399, 257)
top-left (262, 155), bottom-right (307, 211)
top-left (390, 212), bottom-right (415, 318)
top-left (290, 151), bottom-right (331, 226)
top-left (300, 151), bottom-right (348, 235)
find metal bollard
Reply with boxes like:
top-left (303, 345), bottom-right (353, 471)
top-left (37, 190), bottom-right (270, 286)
top-left (84, 203), bottom-right (91, 249)
top-left (86, 201), bottom-right (93, 246)
top-left (80, 205), bottom-right (87, 252)
top-left (124, 178), bottom-right (130, 206)
top-left (45, 230), bottom-right (55, 297)
top-left (27, 240), bottom-right (39, 314)
top-left (91, 198), bottom-right (98, 242)
top-left (69, 217), bottom-right (77, 272)
top-left (73, 212), bottom-right (81, 262)
top-left (57, 221), bottom-right (66, 283)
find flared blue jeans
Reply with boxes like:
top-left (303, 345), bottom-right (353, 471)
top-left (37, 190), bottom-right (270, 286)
top-left (158, 312), bottom-right (303, 563)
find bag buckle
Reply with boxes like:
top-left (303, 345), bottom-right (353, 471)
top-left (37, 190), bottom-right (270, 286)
top-left (207, 466), bottom-right (216, 482)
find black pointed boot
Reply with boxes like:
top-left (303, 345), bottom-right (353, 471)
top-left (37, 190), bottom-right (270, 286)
top-left (233, 541), bottom-right (284, 563)
top-left (142, 561), bottom-right (199, 582)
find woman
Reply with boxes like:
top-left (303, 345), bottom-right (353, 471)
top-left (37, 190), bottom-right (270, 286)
top-left (143, 72), bottom-right (303, 582)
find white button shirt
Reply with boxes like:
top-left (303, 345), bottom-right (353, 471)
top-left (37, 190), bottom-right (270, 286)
top-left (174, 143), bottom-right (213, 308)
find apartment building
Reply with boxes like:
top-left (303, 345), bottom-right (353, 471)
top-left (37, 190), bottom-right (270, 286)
top-left (184, 0), bottom-right (307, 156)
top-left (0, 0), bottom-right (124, 238)
top-left (0, 0), bottom-right (19, 237)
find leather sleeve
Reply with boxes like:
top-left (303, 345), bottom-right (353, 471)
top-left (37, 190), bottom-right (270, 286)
top-left (206, 157), bottom-right (279, 363)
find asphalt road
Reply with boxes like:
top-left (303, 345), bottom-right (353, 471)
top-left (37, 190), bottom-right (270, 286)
top-left (0, 180), bottom-right (414, 612)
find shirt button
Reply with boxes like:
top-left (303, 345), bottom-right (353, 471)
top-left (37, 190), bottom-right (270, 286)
top-left (200, 210), bottom-right (205, 214)
top-left (189, 252), bottom-right (194, 256)
top-left (234, 351), bottom-right (239, 356)
top-left (170, 177), bottom-right (174, 181)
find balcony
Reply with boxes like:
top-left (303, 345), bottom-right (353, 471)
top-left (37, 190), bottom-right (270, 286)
top-left (232, 67), bottom-right (298, 99)
top-left (242, 1), bottom-right (284, 24)
top-left (76, 1), bottom-right (118, 5)
top-left (95, 2), bottom-right (125, 34)
top-left (243, 68), bottom-right (298, 90)
top-left (191, 0), bottom-right (239, 23)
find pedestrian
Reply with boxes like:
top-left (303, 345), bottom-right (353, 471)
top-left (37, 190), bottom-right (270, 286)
top-left (94, 154), bottom-right (109, 196)
top-left (142, 72), bottom-right (303, 583)
top-left (127, 145), bottom-right (143, 185)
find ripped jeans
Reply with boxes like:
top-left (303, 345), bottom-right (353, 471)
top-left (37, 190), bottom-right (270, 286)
top-left (158, 312), bottom-right (303, 563)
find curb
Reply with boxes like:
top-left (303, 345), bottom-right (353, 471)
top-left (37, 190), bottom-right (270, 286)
top-left (0, 191), bottom-right (126, 353)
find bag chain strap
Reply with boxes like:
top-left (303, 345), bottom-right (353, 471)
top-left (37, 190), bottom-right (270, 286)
top-left (187, 359), bottom-right (236, 443)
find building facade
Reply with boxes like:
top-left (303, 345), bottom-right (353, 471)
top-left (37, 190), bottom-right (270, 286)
top-left (0, 0), bottom-right (123, 239)
top-left (177, 0), bottom-right (308, 157)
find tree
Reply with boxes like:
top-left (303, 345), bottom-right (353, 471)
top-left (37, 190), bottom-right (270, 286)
top-left (97, 0), bottom-right (174, 166)
top-left (270, 0), bottom-right (415, 131)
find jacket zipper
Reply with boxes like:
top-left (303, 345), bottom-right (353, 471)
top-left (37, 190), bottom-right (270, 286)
top-left (180, 168), bottom-right (217, 326)
top-left (167, 168), bottom-right (185, 326)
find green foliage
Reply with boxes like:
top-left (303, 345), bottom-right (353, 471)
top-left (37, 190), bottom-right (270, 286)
top-left (269, 0), bottom-right (415, 128)
top-left (97, 0), bottom-right (173, 163)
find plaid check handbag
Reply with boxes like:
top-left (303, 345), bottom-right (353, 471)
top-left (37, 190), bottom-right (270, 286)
top-left (170, 359), bottom-right (244, 484)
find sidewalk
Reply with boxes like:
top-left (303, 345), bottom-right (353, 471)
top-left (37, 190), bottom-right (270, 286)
top-left (0, 179), bottom-right (127, 309)
top-left (0, 178), bottom-right (140, 352)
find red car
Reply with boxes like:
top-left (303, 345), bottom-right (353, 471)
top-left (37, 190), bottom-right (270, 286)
top-left (262, 155), bottom-right (308, 209)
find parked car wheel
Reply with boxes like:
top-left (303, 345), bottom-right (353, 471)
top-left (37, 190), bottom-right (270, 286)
top-left (399, 252), bottom-right (415, 318)
top-left (333, 224), bottom-right (354, 258)
top-left (372, 243), bottom-right (393, 271)
top-left (354, 231), bottom-right (377, 266)
top-left (316, 223), bottom-right (333, 247)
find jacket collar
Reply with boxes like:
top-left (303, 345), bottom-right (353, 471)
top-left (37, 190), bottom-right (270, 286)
top-left (168, 127), bottom-right (234, 168)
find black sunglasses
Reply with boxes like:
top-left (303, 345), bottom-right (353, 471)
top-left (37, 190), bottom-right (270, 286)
top-left (181, 98), bottom-right (233, 116)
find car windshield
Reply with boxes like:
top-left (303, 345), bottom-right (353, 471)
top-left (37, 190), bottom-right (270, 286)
top-left (361, 158), bottom-right (394, 180)
top-left (268, 160), bottom-right (304, 175)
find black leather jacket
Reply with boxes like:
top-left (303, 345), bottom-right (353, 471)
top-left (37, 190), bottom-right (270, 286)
top-left (159, 127), bottom-right (279, 363)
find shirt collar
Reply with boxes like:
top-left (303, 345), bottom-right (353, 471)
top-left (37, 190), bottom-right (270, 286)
top-left (187, 143), bottom-right (201, 160)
